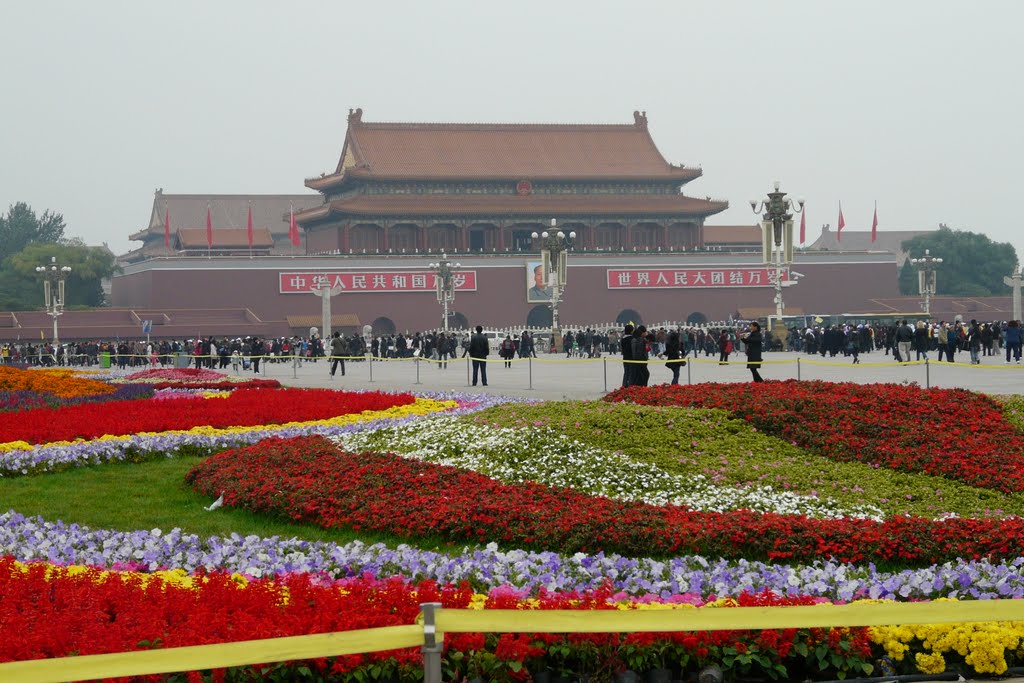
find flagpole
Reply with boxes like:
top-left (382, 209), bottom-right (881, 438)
top-left (207, 202), bottom-right (212, 260)
top-left (248, 201), bottom-right (253, 260)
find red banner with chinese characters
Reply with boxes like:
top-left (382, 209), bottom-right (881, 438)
top-left (606, 268), bottom-right (788, 289)
top-left (279, 271), bottom-right (478, 294)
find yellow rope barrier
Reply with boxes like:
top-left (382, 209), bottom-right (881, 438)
top-left (0, 625), bottom-right (423, 683)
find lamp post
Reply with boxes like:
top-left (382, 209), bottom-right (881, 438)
top-left (531, 219), bottom-right (575, 352)
top-left (427, 253), bottom-right (461, 333)
top-left (34, 256), bottom-right (72, 345)
top-left (750, 182), bottom-right (804, 347)
top-left (1005, 264), bottom-right (1023, 323)
top-left (909, 249), bottom-right (943, 318)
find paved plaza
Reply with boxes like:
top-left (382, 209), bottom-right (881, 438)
top-left (255, 350), bottom-right (1024, 399)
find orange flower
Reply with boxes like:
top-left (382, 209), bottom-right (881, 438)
top-left (0, 366), bottom-right (115, 398)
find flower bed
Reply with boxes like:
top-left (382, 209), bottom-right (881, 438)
top-left (0, 366), bottom-right (115, 398)
top-left (185, 436), bottom-right (1024, 565)
top-left (118, 367), bottom-right (282, 389)
top-left (0, 388), bottom-right (416, 446)
top-left (7, 511), bottom-right (1024, 601)
top-left (0, 558), bottom-right (888, 682)
top-left (0, 384), bottom-right (155, 413)
top-left (605, 381), bottom-right (1024, 494)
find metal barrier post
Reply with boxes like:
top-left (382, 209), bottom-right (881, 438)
top-left (528, 357), bottom-right (533, 390)
top-left (369, 354), bottom-right (374, 382)
top-left (797, 357), bottom-right (801, 381)
top-left (292, 351), bottom-right (298, 379)
top-left (925, 358), bottom-right (930, 389)
top-left (415, 358), bottom-right (421, 385)
top-left (420, 602), bottom-right (443, 683)
top-left (602, 357), bottom-right (607, 393)
top-left (466, 356), bottom-right (472, 386)
top-left (687, 359), bottom-right (692, 385)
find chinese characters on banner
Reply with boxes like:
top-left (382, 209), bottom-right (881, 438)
top-left (280, 271), bottom-right (478, 294)
top-left (606, 268), bottom-right (788, 289)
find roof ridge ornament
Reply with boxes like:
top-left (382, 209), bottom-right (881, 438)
top-left (348, 107), bottom-right (363, 124)
top-left (633, 110), bottom-right (648, 129)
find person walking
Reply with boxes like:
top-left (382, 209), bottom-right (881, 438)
top-left (329, 332), bottom-right (346, 379)
top-left (469, 325), bottom-right (489, 386)
top-left (741, 322), bottom-right (764, 382)
top-left (718, 329), bottom-right (732, 365)
top-left (896, 320), bottom-right (914, 364)
top-left (1005, 320), bottom-right (1023, 364)
top-left (500, 335), bottom-right (515, 368)
top-left (665, 329), bottom-right (683, 385)
top-left (968, 319), bottom-right (983, 365)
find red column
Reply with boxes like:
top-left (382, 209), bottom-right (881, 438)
top-left (341, 223), bottom-right (350, 252)
top-left (381, 224), bottom-right (390, 252)
top-left (497, 223), bottom-right (505, 252)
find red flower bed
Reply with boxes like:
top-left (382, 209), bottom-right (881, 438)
top-left (0, 389), bottom-right (414, 445)
top-left (0, 559), bottom-right (873, 682)
top-left (605, 381), bottom-right (1024, 493)
top-left (186, 437), bottom-right (1024, 565)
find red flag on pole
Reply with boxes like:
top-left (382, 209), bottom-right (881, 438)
top-left (288, 204), bottom-right (300, 247)
top-left (871, 202), bottom-right (878, 243)
top-left (246, 204), bottom-right (254, 249)
top-left (837, 202), bottom-right (846, 243)
top-left (799, 205), bottom-right (806, 245)
top-left (164, 207), bottom-right (171, 249)
top-left (206, 204), bottom-right (213, 250)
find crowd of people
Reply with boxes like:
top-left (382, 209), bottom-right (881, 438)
top-left (4, 318), bottom-right (1021, 385)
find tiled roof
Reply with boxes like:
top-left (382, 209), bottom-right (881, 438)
top-left (805, 226), bottom-right (932, 265)
top-left (305, 193), bottom-right (727, 220)
top-left (177, 228), bottom-right (274, 248)
top-left (134, 192), bottom-right (321, 240)
top-left (306, 109), bottom-right (701, 187)
top-left (703, 225), bottom-right (762, 244)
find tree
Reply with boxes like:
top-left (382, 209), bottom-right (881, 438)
top-left (899, 225), bottom-right (1018, 297)
top-left (0, 202), bottom-right (66, 262)
top-left (0, 242), bottom-right (118, 310)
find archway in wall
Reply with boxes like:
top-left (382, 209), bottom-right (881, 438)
top-left (448, 312), bottom-right (469, 331)
top-left (616, 309), bottom-right (643, 326)
top-left (686, 311), bottom-right (708, 325)
top-left (527, 305), bottom-right (552, 328)
top-left (371, 316), bottom-right (396, 336)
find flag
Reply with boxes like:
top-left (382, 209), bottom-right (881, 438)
top-left (164, 206), bottom-right (171, 249)
top-left (871, 202), bottom-right (878, 243)
top-left (799, 205), bottom-right (806, 245)
top-left (288, 204), bottom-right (300, 247)
top-left (246, 204), bottom-right (254, 249)
top-left (206, 204), bottom-right (213, 249)
top-left (837, 202), bottom-right (846, 243)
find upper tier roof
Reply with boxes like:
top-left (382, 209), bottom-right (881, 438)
top-left (306, 109), bottom-right (701, 189)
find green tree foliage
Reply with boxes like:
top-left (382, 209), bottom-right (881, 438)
top-left (899, 225), bottom-right (1018, 297)
top-left (0, 202), bottom-right (66, 262)
top-left (0, 204), bottom-right (117, 310)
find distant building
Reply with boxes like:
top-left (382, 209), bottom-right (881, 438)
top-left (123, 190), bottom-right (321, 263)
top-left (805, 224), bottom-right (932, 267)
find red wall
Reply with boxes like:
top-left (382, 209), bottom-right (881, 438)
top-left (112, 255), bottom-right (899, 331)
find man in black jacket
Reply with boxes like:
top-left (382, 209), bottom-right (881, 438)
top-left (469, 325), bottom-right (489, 386)
top-left (620, 323), bottom-right (635, 388)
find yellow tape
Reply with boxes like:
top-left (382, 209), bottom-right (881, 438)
top-left (436, 600), bottom-right (1024, 633)
top-left (6, 600), bottom-right (1024, 682)
top-left (0, 625), bottom-right (423, 683)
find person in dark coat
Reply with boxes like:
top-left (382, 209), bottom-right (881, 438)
top-left (741, 322), bottom-right (764, 382)
top-left (620, 323), bottom-right (635, 387)
top-left (630, 325), bottom-right (651, 387)
top-left (665, 329), bottom-right (683, 385)
top-left (468, 325), bottom-right (489, 386)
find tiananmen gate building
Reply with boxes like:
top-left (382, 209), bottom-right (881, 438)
top-left (109, 110), bottom-right (900, 338)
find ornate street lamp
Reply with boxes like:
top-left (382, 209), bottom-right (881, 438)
top-left (427, 254), bottom-right (461, 333)
top-left (531, 219), bottom-right (575, 352)
top-left (34, 256), bottom-right (72, 344)
top-left (909, 249), bottom-right (943, 317)
top-left (750, 182), bottom-right (804, 347)
top-left (1005, 263), bottom-right (1023, 323)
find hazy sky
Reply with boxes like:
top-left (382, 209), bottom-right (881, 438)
top-left (2, 1), bottom-right (1021, 264)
